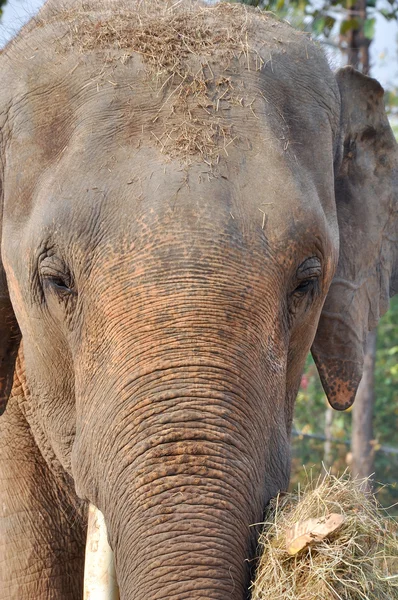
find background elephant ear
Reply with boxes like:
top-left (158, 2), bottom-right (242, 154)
top-left (312, 66), bottom-right (398, 411)
top-left (0, 184), bottom-right (21, 415)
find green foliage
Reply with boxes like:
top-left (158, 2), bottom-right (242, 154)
top-left (385, 89), bottom-right (398, 119)
top-left (291, 297), bottom-right (398, 507)
top-left (233, 0), bottom-right (397, 44)
top-left (363, 17), bottom-right (376, 39)
top-left (373, 296), bottom-right (398, 448)
top-left (0, 0), bottom-right (7, 19)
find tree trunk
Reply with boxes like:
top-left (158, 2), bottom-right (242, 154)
top-left (346, 0), bottom-right (371, 74)
top-left (323, 405), bottom-right (334, 469)
top-left (351, 329), bottom-right (377, 492)
top-left (346, 0), bottom-right (374, 492)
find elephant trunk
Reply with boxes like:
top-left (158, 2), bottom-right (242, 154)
top-left (73, 276), bottom-right (291, 598)
top-left (74, 377), bottom-right (290, 600)
top-left (107, 445), bottom-right (266, 599)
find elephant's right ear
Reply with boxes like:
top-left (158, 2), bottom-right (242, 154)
top-left (0, 184), bottom-right (21, 415)
top-left (312, 66), bottom-right (398, 411)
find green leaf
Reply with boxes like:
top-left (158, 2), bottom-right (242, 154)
top-left (380, 8), bottom-right (394, 20)
top-left (312, 16), bottom-right (326, 35)
top-left (364, 17), bottom-right (376, 40)
top-left (324, 15), bottom-right (336, 35)
top-left (340, 18), bottom-right (359, 35)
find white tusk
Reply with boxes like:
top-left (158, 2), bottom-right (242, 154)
top-left (84, 504), bottom-right (120, 600)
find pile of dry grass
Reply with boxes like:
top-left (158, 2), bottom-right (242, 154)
top-left (252, 473), bottom-right (398, 600)
top-left (71, 2), bottom-right (259, 75)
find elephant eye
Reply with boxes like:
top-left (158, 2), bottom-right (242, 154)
top-left (294, 279), bottom-right (315, 295)
top-left (45, 275), bottom-right (74, 294)
top-left (42, 272), bottom-right (75, 297)
top-left (39, 256), bottom-right (75, 297)
top-left (292, 257), bottom-right (322, 298)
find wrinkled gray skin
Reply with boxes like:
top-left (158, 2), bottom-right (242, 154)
top-left (0, 1), bottom-right (397, 599)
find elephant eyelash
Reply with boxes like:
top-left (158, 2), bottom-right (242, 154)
top-left (294, 257), bottom-right (322, 298)
top-left (287, 276), bottom-right (320, 320)
top-left (293, 277), bottom-right (318, 297)
top-left (40, 268), bottom-right (76, 297)
top-left (45, 276), bottom-right (75, 294)
top-left (294, 279), bottom-right (314, 293)
top-left (39, 251), bottom-right (76, 295)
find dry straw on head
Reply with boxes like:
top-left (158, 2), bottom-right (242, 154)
top-left (252, 473), bottom-right (398, 600)
top-left (47, 0), bottom-right (279, 163)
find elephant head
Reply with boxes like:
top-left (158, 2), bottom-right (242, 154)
top-left (0, 2), bottom-right (396, 599)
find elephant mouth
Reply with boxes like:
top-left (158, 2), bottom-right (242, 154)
top-left (84, 504), bottom-right (120, 600)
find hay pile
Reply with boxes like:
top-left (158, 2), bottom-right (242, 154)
top-left (70, 2), bottom-right (260, 74)
top-left (252, 474), bottom-right (398, 600)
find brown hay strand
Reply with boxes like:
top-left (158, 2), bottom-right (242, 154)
top-left (252, 473), bottom-right (398, 600)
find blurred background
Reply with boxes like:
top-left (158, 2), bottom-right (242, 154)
top-left (1, 0), bottom-right (397, 506)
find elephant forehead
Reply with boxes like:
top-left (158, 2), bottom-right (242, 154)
top-left (3, 56), bottom-right (280, 179)
top-left (4, 65), bottom-right (334, 248)
top-left (2, 59), bottom-right (277, 231)
top-left (1, 0), bottom-right (338, 167)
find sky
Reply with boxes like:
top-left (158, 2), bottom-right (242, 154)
top-left (0, 0), bottom-right (397, 89)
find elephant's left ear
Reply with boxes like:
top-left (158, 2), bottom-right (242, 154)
top-left (311, 66), bottom-right (398, 411)
top-left (0, 268), bottom-right (20, 415)
top-left (0, 177), bottom-right (21, 415)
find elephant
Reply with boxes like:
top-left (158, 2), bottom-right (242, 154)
top-left (0, 0), bottom-right (397, 598)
